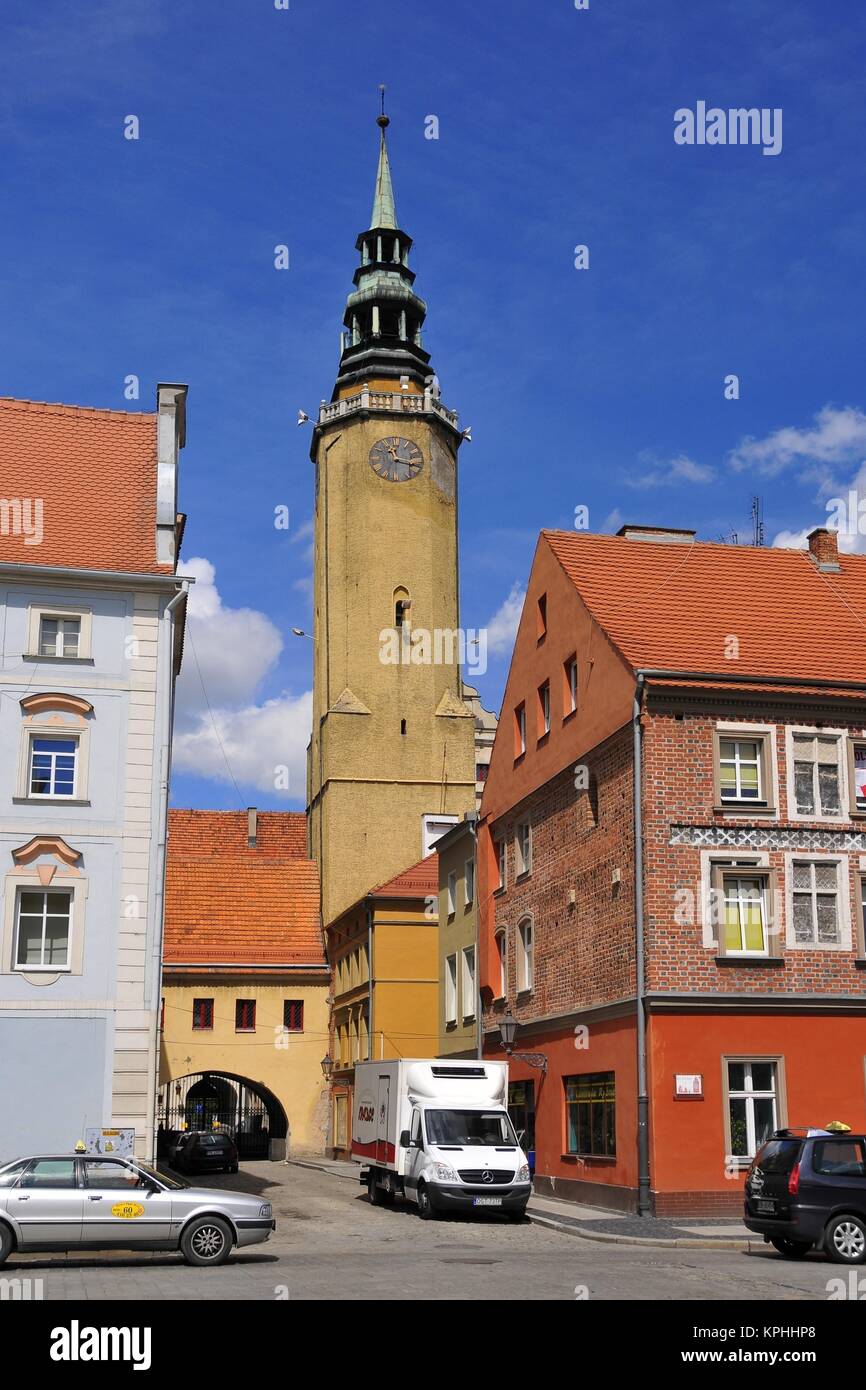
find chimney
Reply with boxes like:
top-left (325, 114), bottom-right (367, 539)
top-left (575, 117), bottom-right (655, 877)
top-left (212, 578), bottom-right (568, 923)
top-left (807, 527), bottom-right (840, 572)
top-left (247, 806), bottom-right (257, 848)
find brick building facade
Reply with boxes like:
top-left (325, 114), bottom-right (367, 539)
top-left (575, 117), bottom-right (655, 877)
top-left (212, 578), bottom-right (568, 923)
top-left (478, 524), bottom-right (866, 1215)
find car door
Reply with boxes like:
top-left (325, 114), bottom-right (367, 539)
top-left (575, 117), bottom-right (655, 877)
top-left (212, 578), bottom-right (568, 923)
top-left (79, 1158), bottom-right (173, 1245)
top-left (808, 1138), bottom-right (866, 1219)
top-left (7, 1158), bottom-right (83, 1248)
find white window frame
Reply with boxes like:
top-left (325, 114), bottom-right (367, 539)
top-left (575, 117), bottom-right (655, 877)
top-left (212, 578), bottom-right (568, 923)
top-left (516, 820), bottom-right (532, 877)
top-left (445, 953), bottom-right (458, 1024)
top-left (699, 849), bottom-right (768, 950)
top-left (27, 732), bottom-right (80, 800)
top-left (2, 872), bottom-right (87, 978)
top-left (784, 852), bottom-right (851, 951)
top-left (26, 604), bottom-right (92, 661)
top-left (495, 928), bottom-right (507, 999)
top-left (786, 726), bottom-right (848, 823)
top-left (517, 917), bottom-right (534, 993)
top-left (13, 887), bottom-right (73, 972)
top-left (516, 704), bottom-right (526, 756)
top-left (461, 945), bottom-right (476, 1021)
top-left (446, 871), bottom-right (456, 918)
top-left (566, 657), bottom-right (578, 715)
top-left (714, 721), bottom-right (779, 816)
top-left (496, 837), bottom-right (506, 893)
top-left (539, 682), bottom-right (550, 737)
top-left (717, 873), bottom-right (770, 958)
top-left (724, 1058), bottom-right (780, 1164)
top-left (464, 858), bottom-right (475, 907)
top-left (17, 716), bottom-right (90, 803)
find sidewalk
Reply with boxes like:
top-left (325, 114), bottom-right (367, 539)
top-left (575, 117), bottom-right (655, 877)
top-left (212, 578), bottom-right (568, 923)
top-left (287, 1157), bottom-right (754, 1250)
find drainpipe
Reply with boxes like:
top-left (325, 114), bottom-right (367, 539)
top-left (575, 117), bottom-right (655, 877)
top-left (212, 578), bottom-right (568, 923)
top-left (149, 581), bottom-right (190, 1164)
top-left (366, 900), bottom-right (374, 1061)
top-left (633, 672), bottom-right (651, 1216)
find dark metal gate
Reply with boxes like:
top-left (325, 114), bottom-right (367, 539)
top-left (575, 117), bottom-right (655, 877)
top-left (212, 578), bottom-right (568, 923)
top-left (157, 1072), bottom-right (287, 1160)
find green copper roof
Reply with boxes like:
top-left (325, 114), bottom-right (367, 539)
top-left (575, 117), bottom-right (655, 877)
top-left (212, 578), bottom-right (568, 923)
top-left (370, 119), bottom-right (397, 230)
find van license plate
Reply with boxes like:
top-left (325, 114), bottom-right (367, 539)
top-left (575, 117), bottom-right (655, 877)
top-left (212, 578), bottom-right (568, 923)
top-left (756, 1199), bottom-right (777, 1214)
top-left (473, 1197), bottom-right (502, 1207)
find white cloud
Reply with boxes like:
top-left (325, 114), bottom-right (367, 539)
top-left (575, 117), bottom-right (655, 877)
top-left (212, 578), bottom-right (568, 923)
top-left (173, 557), bottom-right (311, 798)
top-left (772, 460), bottom-right (866, 556)
top-left (172, 692), bottom-right (312, 798)
top-left (484, 582), bottom-right (525, 657)
top-left (626, 453), bottom-right (715, 489)
top-left (730, 405), bottom-right (866, 477)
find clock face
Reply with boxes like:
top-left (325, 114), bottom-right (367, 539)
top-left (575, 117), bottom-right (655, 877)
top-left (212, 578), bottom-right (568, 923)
top-left (369, 436), bottom-right (424, 482)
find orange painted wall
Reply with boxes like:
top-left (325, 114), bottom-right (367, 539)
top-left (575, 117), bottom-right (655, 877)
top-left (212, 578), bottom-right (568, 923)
top-left (649, 1013), bottom-right (866, 1194)
top-left (486, 1014), bottom-right (638, 1190)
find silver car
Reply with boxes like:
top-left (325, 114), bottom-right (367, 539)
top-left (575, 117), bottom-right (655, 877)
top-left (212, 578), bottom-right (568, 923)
top-left (0, 1154), bottom-right (275, 1267)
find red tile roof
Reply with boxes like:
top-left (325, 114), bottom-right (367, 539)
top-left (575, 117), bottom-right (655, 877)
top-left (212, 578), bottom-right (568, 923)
top-left (544, 530), bottom-right (866, 685)
top-left (167, 809), bottom-right (308, 859)
top-left (371, 853), bottom-right (439, 899)
top-left (0, 397), bottom-right (171, 574)
top-left (164, 810), bottom-right (325, 969)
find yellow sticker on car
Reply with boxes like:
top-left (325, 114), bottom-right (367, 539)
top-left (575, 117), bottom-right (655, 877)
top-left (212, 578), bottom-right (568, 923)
top-left (110, 1202), bottom-right (145, 1219)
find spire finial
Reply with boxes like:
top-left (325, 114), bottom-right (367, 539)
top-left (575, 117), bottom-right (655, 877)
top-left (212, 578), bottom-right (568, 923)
top-left (377, 83), bottom-right (389, 129)
top-left (370, 88), bottom-right (397, 229)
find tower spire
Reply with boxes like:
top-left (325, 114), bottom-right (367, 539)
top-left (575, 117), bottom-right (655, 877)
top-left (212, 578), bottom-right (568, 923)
top-left (332, 93), bottom-right (431, 397)
top-left (371, 87), bottom-right (397, 231)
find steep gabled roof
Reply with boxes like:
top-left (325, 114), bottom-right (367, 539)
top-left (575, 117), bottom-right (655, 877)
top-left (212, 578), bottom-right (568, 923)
top-left (544, 530), bottom-right (866, 684)
top-left (371, 853), bottom-right (439, 900)
top-left (0, 397), bottom-right (172, 575)
top-left (164, 809), bottom-right (325, 969)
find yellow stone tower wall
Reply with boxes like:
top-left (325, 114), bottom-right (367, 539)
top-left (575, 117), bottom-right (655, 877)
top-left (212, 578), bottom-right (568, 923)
top-left (308, 407), bottom-right (476, 924)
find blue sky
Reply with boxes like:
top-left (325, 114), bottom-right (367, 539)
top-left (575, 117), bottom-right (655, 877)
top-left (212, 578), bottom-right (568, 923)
top-left (2, 0), bottom-right (865, 808)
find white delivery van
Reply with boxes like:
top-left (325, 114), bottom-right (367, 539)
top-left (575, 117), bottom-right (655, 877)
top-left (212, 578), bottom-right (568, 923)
top-left (352, 1058), bottom-right (532, 1220)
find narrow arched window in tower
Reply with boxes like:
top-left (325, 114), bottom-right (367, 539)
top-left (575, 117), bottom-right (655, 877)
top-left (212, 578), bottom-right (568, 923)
top-left (393, 586), bottom-right (411, 630)
top-left (400, 719), bottom-right (407, 736)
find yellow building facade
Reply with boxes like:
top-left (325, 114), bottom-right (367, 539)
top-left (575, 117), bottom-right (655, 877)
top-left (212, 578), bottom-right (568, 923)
top-left (327, 856), bottom-right (440, 1157)
top-left (159, 810), bottom-right (330, 1159)
top-left (436, 817), bottom-right (479, 1059)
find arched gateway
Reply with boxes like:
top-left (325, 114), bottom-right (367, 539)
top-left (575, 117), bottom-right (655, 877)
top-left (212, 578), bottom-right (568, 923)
top-left (157, 1071), bottom-right (289, 1160)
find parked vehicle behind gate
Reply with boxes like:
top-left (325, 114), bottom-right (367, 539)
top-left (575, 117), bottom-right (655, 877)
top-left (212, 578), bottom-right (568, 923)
top-left (352, 1058), bottom-right (532, 1220)
top-left (744, 1128), bottom-right (866, 1263)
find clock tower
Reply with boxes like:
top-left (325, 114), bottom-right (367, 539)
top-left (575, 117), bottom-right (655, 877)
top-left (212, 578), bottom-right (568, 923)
top-left (307, 108), bottom-right (477, 927)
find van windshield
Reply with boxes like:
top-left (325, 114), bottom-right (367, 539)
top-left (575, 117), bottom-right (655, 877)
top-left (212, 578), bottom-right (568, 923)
top-left (425, 1110), bottom-right (518, 1147)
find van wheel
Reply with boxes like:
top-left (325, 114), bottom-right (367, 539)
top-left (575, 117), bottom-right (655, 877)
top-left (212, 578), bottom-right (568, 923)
top-left (826, 1214), bottom-right (866, 1264)
top-left (416, 1182), bottom-right (436, 1220)
top-left (0, 1224), bottom-right (13, 1266)
top-left (180, 1216), bottom-right (233, 1267)
top-left (368, 1176), bottom-right (393, 1207)
top-left (769, 1237), bottom-right (812, 1259)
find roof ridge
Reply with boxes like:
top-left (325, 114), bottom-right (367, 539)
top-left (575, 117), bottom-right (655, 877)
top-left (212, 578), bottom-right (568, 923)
top-left (0, 396), bottom-right (155, 421)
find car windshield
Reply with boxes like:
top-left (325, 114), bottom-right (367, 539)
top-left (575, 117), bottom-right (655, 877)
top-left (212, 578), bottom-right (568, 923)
top-left (753, 1139), bottom-right (801, 1174)
top-left (134, 1162), bottom-right (189, 1190)
top-left (198, 1136), bottom-right (229, 1148)
top-left (425, 1110), bottom-right (518, 1147)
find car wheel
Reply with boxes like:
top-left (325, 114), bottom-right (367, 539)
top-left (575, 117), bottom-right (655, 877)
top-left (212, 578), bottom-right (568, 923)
top-left (180, 1216), bottom-right (233, 1267)
top-left (825, 1214), bottom-right (866, 1264)
top-left (229, 1164), bottom-right (239, 1174)
top-left (770, 1237), bottom-right (812, 1259)
top-left (416, 1182), bottom-right (436, 1220)
top-left (507, 1208), bottom-right (528, 1224)
top-left (0, 1223), bottom-right (14, 1266)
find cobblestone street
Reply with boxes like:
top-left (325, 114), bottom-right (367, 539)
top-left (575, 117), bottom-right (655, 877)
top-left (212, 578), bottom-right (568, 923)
top-left (3, 1161), bottom-right (853, 1302)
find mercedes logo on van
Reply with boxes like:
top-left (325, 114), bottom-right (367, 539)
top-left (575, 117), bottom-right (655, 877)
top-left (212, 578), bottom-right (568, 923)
top-left (481, 1169), bottom-right (494, 1184)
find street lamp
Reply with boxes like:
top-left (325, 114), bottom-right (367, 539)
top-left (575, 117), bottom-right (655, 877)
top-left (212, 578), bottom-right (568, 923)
top-left (320, 1055), bottom-right (334, 1080)
top-left (292, 628), bottom-right (313, 640)
top-left (499, 1011), bottom-right (548, 1074)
